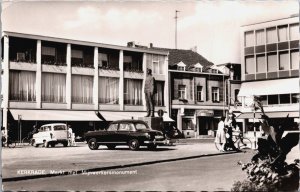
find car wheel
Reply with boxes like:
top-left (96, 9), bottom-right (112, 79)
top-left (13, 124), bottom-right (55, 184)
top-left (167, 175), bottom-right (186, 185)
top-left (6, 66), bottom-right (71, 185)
top-left (63, 141), bottom-right (68, 147)
top-left (43, 140), bottom-right (49, 148)
top-left (88, 138), bottom-right (99, 150)
top-left (107, 144), bottom-right (116, 150)
top-left (147, 144), bottom-right (157, 150)
top-left (128, 139), bottom-right (140, 151)
top-left (32, 140), bottom-right (38, 147)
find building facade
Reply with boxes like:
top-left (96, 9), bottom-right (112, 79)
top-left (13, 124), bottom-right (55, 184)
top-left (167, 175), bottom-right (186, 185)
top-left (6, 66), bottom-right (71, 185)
top-left (237, 16), bottom-right (299, 132)
top-left (166, 49), bottom-right (231, 138)
top-left (1, 32), bottom-right (170, 140)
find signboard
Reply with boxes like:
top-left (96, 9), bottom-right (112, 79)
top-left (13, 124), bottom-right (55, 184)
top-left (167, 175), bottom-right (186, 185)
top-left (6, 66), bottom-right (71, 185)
top-left (196, 110), bottom-right (214, 117)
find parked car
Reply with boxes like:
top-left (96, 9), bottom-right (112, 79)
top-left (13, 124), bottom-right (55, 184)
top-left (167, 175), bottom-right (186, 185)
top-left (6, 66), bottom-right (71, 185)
top-left (32, 123), bottom-right (69, 147)
top-left (84, 120), bottom-right (171, 150)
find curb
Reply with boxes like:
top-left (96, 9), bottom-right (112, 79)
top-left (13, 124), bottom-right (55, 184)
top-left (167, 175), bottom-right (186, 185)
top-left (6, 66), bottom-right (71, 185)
top-left (3, 150), bottom-right (240, 182)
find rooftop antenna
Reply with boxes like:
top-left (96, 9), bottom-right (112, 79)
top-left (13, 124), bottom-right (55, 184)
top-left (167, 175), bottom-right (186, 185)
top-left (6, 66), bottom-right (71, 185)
top-left (175, 10), bottom-right (180, 49)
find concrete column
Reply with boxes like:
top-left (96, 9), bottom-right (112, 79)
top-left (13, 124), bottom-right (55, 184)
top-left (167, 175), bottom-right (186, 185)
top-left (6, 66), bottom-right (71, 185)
top-left (93, 47), bottom-right (99, 110)
top-left (164, 54), bottom-right (170, 115)
top-left (36, 40), bottom-right (42, 108)
top-left (2, 35), bottom-right (9, 135)
top-left (66, 44), bottom-right (72, 109)
top-left (119, 50), bottom-right (124, 110)
top-left (142, 53), bottom-right (147, 111)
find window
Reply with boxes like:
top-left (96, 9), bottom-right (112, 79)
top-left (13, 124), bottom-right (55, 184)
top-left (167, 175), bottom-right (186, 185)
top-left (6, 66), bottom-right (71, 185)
top-left (136, 123), bottom-right (149, 130)
top-left (155, 81), bottom-right (164, 106)
top-left (279, 51), bottom-right (289, 70)
top-left (41, 46), bottom-right (56, 64)
top-left (178, 66), bottom-right (185, 71)
top-left (245, 31), bottom-right (254, 47)
top-left (268, 95), bottom-right (279, 105)
top-left (42, 46), bottom-right (56, 56)
top-left (99, 77), bottom-right (119, 104)
top-left (211, 69), bottom-right (218, 74)
top-left (178, 85), bottom-right (186, 99)
top-left (146, 54), bottom-right (165, 74)
top-left (212, 87), bottom-right (219, 102)
top-left (119, 124), bottom-right (130, 131)
top-left (72, 75), bottom-right (93, 104)
top-left (98, 53), bottom-right (108, 68)
top-left (108, 123), bottom-right (118, 131)
top-left (9, 71), bottom-right (36, 101)
top-left (71, 49), bottom-right (83, 66)
top-left (182, 118), bottom-right (195, 130)
top-left (292, 94), bottom-right (299, 103)
top-left (267, 53), bottom-right (277, 72)
top-left (278, 25), bottom-right (288, 42)
top-left (290, 23), bottom-right (299, 40)
top-left (54, 125), bottom-right (67, 131)
top-left (234, 89), bottom-right (240, 103)
top-left (152, 55), bottom-right (159, 74)
top-left (267, 27), bottom-right (277, 43)
top-left (195, 67), bottom-right (202, 72)
top-left (245, 56), bottom-right (255, 74)
top-left (124, 79), bottom-right (142, 105)
top-left (279, 94), bottom-right (291, 104)
top-left (260, 95), bottom-right (268, 106)
top-left (256, 30), bottom-right (265, 45)
top-left (123, 56), bottom-right (132, 71)
top-left (42, 73), bottom-right (66, 103)
top-left (256, 55), bottom-right (266, 73)
top-left (291, 50), bottom-right (299, 70)
top-left (196, 86), bottom-right (203, 101)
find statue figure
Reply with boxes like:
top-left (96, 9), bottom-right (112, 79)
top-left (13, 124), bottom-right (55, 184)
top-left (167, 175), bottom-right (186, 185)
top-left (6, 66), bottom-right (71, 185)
top-left (144, 68), bottom-right (156, 117)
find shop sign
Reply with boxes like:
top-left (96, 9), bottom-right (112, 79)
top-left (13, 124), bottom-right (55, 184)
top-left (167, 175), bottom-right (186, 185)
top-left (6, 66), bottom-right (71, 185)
top-left (196, 110), bottom-right (214, 117)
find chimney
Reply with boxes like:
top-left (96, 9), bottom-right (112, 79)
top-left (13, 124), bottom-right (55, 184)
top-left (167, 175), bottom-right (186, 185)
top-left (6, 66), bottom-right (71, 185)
top-left (149, 43), bottom-right (153, 48)
top-left (127, 41), bottom-right (135, 47)
top-left (190, 46), bottom-right (197, 52)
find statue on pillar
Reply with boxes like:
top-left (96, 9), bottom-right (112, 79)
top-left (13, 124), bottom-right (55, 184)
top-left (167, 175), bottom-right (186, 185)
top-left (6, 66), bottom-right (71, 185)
top-left (144, 68), bottom-right (156, 117)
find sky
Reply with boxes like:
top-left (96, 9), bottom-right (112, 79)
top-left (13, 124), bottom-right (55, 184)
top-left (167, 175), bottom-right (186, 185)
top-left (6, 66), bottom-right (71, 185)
top-left (1, 1), bottom-right (298, 64)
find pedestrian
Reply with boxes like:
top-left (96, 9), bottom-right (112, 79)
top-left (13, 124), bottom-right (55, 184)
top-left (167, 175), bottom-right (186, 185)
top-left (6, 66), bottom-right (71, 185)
top-left (1, 126), bottom-right (6, 146)
top-left (215, 116), bottom-right (226, 152)
top-left (67, 125), bottom-right (76, 146)
top-left (144, 68), bottom-right (156, 117)
top-left (226, 113), bottom-right (241, 152)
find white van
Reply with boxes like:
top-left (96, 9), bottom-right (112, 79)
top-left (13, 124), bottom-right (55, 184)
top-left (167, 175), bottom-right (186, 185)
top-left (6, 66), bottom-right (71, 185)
top-left (32, 123), bottom-right (69, 147)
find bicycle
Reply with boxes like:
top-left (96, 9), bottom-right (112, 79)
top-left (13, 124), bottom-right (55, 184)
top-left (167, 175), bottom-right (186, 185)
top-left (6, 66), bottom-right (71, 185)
top-left (215, 131), bottom-right (252, 151)
top-left (21, 136), bottom-right (33, 146)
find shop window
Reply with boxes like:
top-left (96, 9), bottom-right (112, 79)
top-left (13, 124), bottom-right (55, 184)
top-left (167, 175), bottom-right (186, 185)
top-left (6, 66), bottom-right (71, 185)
top-left (292, 93), bottom-right (299, 103)
top-left (182, 118), bottom-right (195, 130)
top-left (268, 95), bottom-right (279, 105)
top-left (279, 94), bottom-right (291, 104)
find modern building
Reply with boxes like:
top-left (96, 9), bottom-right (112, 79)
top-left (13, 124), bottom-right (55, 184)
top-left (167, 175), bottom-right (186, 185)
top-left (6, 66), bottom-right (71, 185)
top-left (237, 15), bottom-right (299, 133)
top-left (1, 32), bottom-right (171, 141)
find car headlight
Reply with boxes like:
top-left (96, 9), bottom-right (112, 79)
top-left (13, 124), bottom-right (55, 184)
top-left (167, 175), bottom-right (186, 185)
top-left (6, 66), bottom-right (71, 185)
top-left (145, 133), bottom-right (151, 139)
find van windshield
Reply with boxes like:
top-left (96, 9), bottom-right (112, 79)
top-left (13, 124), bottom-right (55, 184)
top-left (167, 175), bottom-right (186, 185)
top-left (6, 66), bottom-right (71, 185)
top-left (54, 125), bottom-right (66, 130)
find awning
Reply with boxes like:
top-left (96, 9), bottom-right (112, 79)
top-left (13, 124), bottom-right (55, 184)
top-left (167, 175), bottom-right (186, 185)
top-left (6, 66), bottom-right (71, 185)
top-left (238, 78), bottom-right (299, 97)
top-left (10, 109), bottom-right (102, 121)
top-left (237, 111), bottom-right (299, 119)
top-left (100, 111), bottom-right (174, 122)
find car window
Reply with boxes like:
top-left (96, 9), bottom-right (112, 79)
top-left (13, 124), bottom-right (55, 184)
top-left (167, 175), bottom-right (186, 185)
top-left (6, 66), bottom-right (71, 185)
top-left (39, 127), bottom-right (44, 132)
top-left (128, 123), bottom-right (135, 131)
top-left (45, 126), bottom-right (51, 131)
top-left (107, 123), bottom-right (118, 131)
top-left (54, 125), bottom-right (66, 130)
top-left (135, 123), bottom-right (149, 130)
top-left (119, 123), bottom-right (130, 131)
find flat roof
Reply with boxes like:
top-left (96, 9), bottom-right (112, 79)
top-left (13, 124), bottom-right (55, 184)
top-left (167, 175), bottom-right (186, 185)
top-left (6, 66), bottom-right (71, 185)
top-left (241, 14), bottom-right (299, 27)
top-left (3, 31), bottom-right (169, 55)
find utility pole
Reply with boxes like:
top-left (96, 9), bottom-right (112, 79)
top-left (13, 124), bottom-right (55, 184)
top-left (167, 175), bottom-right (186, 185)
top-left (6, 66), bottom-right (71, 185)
top-left (175, 10), bottom-right (180, 49)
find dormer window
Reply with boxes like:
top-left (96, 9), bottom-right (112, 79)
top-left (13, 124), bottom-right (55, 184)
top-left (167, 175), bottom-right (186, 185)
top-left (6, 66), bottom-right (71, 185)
top-left (177, 61), bottom-right (186, 71)
top-left (194, 63), bottom-right (203, 72)
top-left (211, 69), bottom-right (218, 74)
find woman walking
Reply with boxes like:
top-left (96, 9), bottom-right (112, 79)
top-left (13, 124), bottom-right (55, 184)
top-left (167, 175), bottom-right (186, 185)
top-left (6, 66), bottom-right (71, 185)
top-left (215, 116), bottom-right (226, 152)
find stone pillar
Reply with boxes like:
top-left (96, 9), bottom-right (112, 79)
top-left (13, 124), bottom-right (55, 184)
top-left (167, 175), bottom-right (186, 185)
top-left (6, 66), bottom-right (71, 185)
top-left (66, 44), bottom-right (72, 109)
top-left (142, 53), bottom-right (147, 111)
top-left (119, 50), bottom-right (124, 110)
top-left (2, 35), bottom-right (9, 135)
top-left (36, 40), bottom-right (42, 108)
top-left (93, 47), bottom-right (99, 110)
